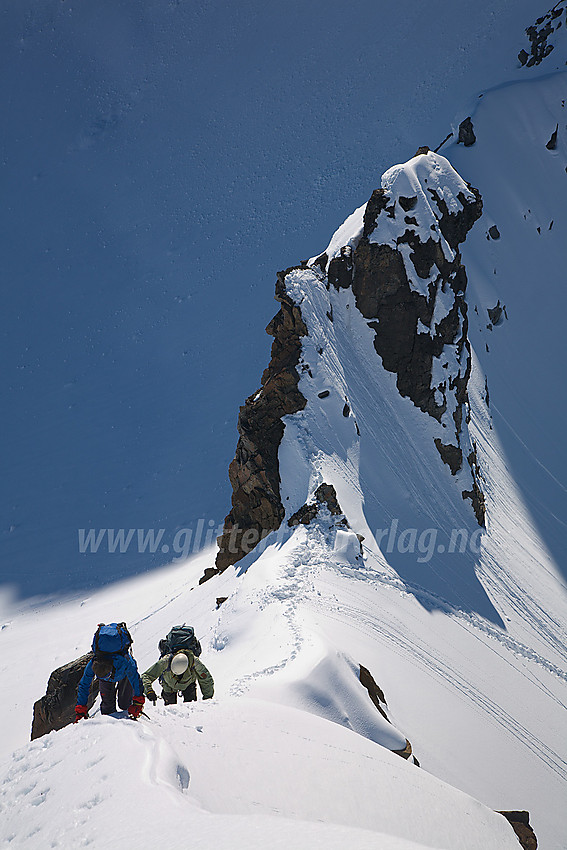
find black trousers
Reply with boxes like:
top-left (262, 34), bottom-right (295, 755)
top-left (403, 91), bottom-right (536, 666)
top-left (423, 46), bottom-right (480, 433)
top-left (162, 682), bottom-right (197, 704)
top-left (99, 678), bottom-right (133, 715)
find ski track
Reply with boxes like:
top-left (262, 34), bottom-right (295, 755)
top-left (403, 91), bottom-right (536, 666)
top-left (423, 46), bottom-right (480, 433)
top-left (314, 563), bottom-right (567, 784)
top-left (355, 544), bottom-right (567, 684)
top-left (227, 526), bottom-right (567, 783)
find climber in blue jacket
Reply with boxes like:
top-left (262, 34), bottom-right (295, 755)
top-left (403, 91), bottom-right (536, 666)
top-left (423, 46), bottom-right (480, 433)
top-left (75, 629), bottom-right (145, 721)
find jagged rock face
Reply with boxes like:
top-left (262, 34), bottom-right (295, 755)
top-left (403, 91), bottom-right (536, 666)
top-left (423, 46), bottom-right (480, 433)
top-left (31, 653), bottom-right (98, 740)
top-left (213, 270), bottom-right (308, 574)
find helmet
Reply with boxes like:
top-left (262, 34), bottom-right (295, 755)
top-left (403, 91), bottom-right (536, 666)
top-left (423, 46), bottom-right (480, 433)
top-left (170, 652), bottom-right (189, 676)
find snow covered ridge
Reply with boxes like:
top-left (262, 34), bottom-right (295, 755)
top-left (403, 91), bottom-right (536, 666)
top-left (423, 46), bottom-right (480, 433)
top-left (210, 150), bottom-right (484, 577)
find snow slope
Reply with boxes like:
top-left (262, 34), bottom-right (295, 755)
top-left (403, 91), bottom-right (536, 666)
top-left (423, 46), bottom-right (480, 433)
top-left (449, 67), bottom-right (567, 588)
top-left (0, 550), bottom-right (524, 850)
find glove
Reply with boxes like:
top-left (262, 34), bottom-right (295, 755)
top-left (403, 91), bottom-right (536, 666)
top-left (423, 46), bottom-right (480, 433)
top-left (145, 689), bottom-right (157, 704)
top-left (74, 705), bottom-right (88, 722)
top-left (128, 695), bottom-right (145, 719)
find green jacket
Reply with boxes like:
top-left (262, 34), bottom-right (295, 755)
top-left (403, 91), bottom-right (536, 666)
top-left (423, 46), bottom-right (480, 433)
top-left (142, 651), bottom-right (214, 699)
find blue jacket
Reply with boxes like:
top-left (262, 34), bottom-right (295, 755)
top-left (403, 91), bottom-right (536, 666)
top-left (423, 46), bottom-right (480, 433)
top-left (77, 652), bottom-right (144, 706)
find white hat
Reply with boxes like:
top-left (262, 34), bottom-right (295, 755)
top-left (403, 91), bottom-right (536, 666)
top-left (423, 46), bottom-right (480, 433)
top-left (171, 652), bottom-right (189, 675)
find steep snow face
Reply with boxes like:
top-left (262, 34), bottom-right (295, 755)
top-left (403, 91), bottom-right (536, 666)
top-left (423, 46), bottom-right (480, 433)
top-left (448, 66), bottom-right (567, 599)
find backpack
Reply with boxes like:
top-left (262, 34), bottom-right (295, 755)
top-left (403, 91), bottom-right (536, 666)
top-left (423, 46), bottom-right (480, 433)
top-left (92, 622), bottom-right (133, 657)
top-left (158, 624), bottom-right (201, 658)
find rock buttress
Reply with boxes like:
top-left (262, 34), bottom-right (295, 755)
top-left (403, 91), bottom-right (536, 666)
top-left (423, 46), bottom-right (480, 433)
top-left (209, 269), bottom-right (308, 578)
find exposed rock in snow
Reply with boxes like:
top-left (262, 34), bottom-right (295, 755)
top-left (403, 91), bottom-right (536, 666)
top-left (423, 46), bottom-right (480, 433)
top-left (521, 2), bottom-right (566, 66)
top-left (358, 662), bottom-right (418, 764)
top-left (498, 811), bottom-right (538, 850)
top-left (31, 653), bottom-right (97, 740)
top-left (546, 123), bottom-right (559, 150)
top-left (288, 483), bottom-right (348, 528)
top-left (458, 117), bottom-right (476, 146)
top-left (210, 270), bottom-right (308, 578)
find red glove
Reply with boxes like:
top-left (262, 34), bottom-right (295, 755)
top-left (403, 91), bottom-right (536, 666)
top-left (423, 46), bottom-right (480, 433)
top-left (74, 705), bottom-right (88, 722)
top-left (128, 695), bottom-right (145, 719)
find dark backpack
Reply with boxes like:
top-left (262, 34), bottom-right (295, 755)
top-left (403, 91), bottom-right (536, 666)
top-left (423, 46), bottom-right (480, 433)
top-left (158, 624), bottom-right (201, 658)
top-left (92, 622), bottom-right (133, 657)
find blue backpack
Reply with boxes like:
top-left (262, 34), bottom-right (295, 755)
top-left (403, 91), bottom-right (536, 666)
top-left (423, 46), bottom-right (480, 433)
top-left (92, 622), bottom-right (133, 657)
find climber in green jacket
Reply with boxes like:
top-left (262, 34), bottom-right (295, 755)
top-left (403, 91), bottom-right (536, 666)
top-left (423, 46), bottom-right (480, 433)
top-left (142, 649), bottom-right (214, 704)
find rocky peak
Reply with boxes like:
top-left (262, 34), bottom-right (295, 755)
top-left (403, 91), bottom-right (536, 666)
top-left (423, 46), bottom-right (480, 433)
top-left (320, 152), bottom-right (484, 520)
top-left (211, 152), bottom-right (486, 579)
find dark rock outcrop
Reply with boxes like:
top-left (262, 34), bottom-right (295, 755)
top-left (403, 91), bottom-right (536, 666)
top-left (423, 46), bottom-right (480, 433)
top-left (546, 124), bottom-right (559, 150)
top-left (208, 269), bottom-right (308, 579)
top-left (487, 301), bottom-right (505, 326)
top-left (434, 439), bottom-right (463, 475)
top-left (31, 653), bottom-right (98, 740)
top-left (288, 483), bottom-right (347, 527)
top-left (359, 663), bottom-right (389, 721)
top-left (399, 195), bottom-right (418, 212)
top-left (458, 117), bottom-right (476, 147)
top-left (359, 664), bottom-right (417, 763)
top-left (328, 246), bottom-right (354, 290)
top-left (462, 447), bottom-right (486, 527)
top-left (498, 811), bottom-right (538, 850)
